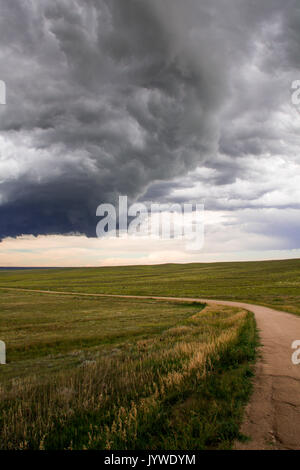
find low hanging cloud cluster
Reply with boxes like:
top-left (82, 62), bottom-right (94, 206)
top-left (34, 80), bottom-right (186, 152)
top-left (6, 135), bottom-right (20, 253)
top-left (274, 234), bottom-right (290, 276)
top-left (0, 0), bottom-right (299, 249)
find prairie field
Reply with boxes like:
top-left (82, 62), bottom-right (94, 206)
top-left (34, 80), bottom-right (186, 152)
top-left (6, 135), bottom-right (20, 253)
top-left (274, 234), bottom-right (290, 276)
top-left (0, 286), bottom-right (257, 450)
top-left (0, 258), bottom-right (299, 314)
top-left (1, 259), bottom-right (300, 449)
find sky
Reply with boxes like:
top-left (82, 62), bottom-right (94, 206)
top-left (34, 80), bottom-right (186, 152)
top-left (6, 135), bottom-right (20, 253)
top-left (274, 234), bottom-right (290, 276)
top-left (0, 0), bottom-right (300, 267)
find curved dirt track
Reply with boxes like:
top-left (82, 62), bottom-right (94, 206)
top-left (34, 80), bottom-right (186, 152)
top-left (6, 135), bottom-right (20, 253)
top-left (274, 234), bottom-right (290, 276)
top-left (1, 287), bottom-right (300, 449)
top-left (201, 300), bottom-right (300, 450)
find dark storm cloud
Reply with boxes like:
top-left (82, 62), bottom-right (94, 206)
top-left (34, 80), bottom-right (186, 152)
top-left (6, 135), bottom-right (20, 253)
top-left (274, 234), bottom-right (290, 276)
top-left (0, 0), bottom-right (299, 238)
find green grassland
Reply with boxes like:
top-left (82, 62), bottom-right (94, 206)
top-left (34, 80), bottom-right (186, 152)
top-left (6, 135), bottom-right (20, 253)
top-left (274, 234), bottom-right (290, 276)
top-left (0, 288), bottom-right (257, 450)
top-left (0, 291), bottom-right (201, 381)
top-left (0, 258), bottom-right (299, 314)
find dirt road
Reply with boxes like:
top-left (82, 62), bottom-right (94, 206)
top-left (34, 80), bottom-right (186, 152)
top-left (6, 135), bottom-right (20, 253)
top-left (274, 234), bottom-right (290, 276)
top-left (1, 287), bottom-right (300, 449)
top-left (200, 300), bottom-right (300, 450)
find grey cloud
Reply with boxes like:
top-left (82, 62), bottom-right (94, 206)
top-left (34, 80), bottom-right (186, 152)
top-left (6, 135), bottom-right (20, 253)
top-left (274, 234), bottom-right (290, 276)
top-left (0, 0), bottom-right (299, 242)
